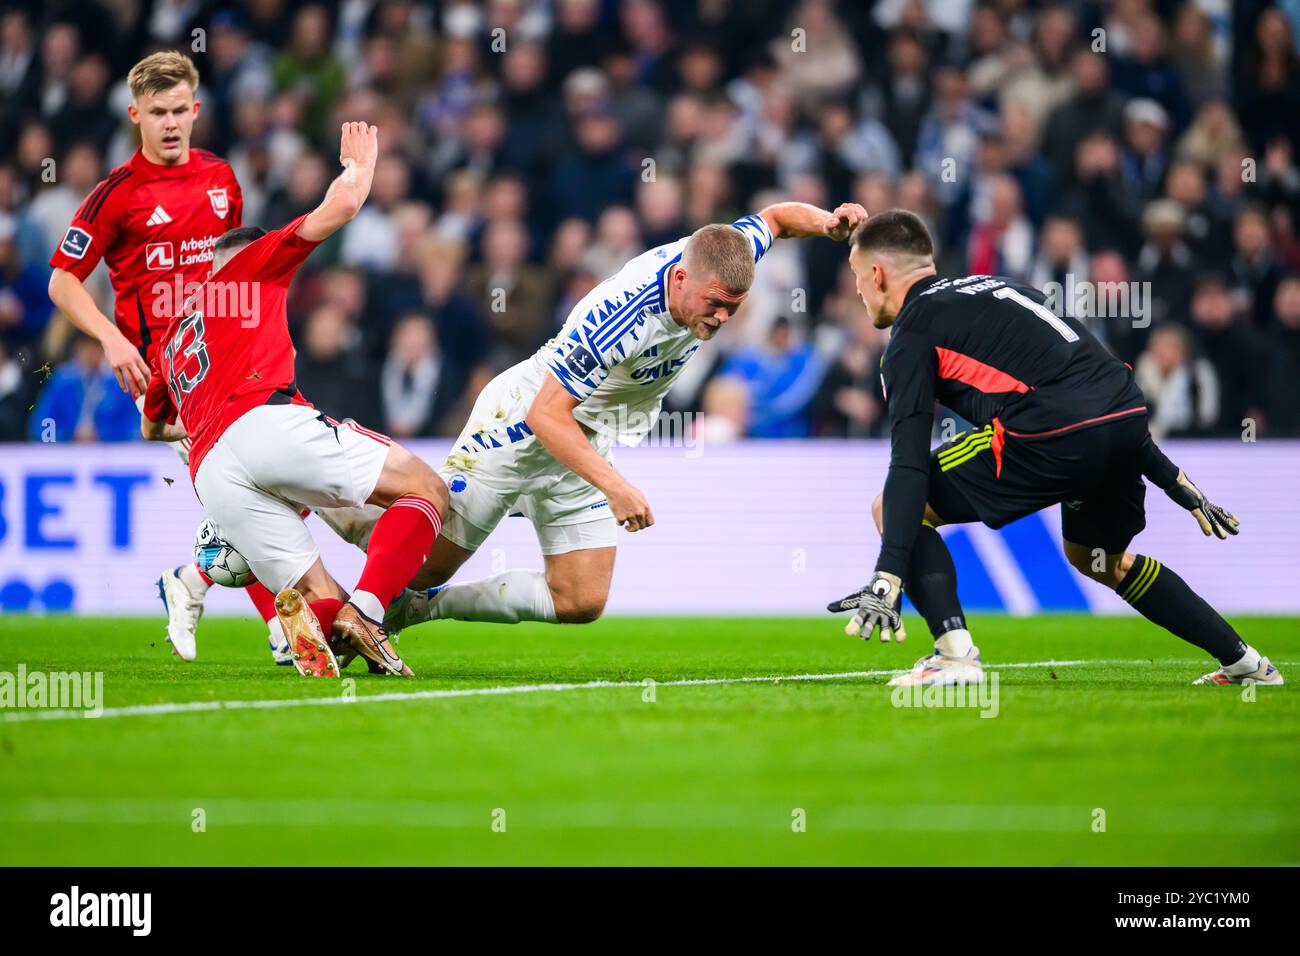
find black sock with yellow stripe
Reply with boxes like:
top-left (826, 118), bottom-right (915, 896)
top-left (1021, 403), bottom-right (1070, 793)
top-left (907, 524), bottom-right (966, 637)
top-left (1117, 555), bottom-right (1246, 666)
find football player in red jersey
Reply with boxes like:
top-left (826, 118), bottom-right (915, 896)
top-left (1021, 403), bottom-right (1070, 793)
top-left (46, 51), bottom-right (250, 661)
top-left (141, 122), bottom-right (448, 678)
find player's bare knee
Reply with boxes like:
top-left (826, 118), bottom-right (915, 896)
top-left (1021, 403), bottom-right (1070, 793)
top-left (550, 582), bottom-right (607, 624)
top-left (555, 595), bottom-right (606, 624)
top-left (1063, 541), bottom-right (1132, 588)
top-left (371, 443), bottom-right (447, 512)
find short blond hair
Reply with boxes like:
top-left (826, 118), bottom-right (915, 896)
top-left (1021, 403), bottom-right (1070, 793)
top-left (127, 51), bottom-right (199, 100)
top-left (682, 224), bottom-right (754, 294)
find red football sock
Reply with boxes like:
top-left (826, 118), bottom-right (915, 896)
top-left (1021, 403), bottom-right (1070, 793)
top-left (245, 581), bottom-right (277, 623)
top-left (309, 598), bottom-right (343, 635)
top-left (354, 495), bottom-right (442, 615)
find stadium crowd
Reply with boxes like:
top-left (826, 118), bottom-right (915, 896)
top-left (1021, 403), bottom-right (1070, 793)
top-left (1, 0), bottom-right (1299, 444)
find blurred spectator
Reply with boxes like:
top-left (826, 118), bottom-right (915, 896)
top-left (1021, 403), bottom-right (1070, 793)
top-left (294, 303), bottom-right (380, 427)
top-left (1187, 274), bottom-right (1265, 436)
top-left (1135, 324), bottom-right (1219, 439)
top-left (550, 109), bottom-right (636, 223)
top-left (1235, 7), bottom-right (1300, 155)
top-left (1120, 98), bottom-right (1171, 208)
top-left (1134, 199), bottom-right (1195, 329)
top-left (1110, 11), bottom-right (1190, 130)
top-left (1169, 2), bottom-right (1227, 107)
top-left (1229, 205), bottom-right (1284, 329)
top-left (381, 313), bottom-right (455, 437)
top-left (1264, 276), bottom-right (1300, 435)
top-left (27, 334), bottom-right (138, 442)
top-left (694, 375), bottom-right (749, 444)
top-left (0, 337), bottom-right (28, 440)
top-left (0, 211), bottom-right (51, 349)
top-left (272, 5), bottom-right (345, 147)
top-left (718, 317), bottom-right (824, 438)
top-left (465, 218), bottom-right (555, 366)
top-left (966, 174), bottom-right (1034, 281)
top-left (1042, 51), bottom-right (1127, 188)
top-left (339, 155), bottom-right (413, 268)
top-left (26, 142), bottom-right (100, 255)
top-left (812, 299), bottom-right (887, 438)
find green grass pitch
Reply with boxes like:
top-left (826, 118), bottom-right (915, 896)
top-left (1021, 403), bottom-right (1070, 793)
top-left (1, 613), bottom-right (1296, 866)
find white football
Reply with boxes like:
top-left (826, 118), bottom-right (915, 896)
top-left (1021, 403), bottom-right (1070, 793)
top-left (194, 518), bottom-right (255, 588)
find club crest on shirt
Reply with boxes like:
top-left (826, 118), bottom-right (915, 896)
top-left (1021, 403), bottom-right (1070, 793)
top-left (60, 226), bottom-right (92, 259)
top-left (207, 188), bottom-right (229, 220)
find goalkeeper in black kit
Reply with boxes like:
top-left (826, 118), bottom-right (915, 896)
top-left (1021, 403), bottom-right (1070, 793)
top-left (827, 209), bottom-right (1282, 688)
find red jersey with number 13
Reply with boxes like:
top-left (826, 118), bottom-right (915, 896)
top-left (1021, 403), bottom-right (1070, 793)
top-left (144, 215), bottom-right (319, 480)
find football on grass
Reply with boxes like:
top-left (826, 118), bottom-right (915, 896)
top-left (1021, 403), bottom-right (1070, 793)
top-left (194, 518), bottom-right (255, 588)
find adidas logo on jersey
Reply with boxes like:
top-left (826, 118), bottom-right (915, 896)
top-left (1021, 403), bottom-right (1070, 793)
top-left (146, 205), bottom-right (172, 226)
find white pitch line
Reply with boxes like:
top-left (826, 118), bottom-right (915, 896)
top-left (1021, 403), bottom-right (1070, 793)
top-left (0, 658), bottom-right (1203, 725)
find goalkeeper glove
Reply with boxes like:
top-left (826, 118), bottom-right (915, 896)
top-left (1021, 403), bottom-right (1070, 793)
top-left (827, 571), bottom-right (905, 642)
top-left (1165, 469), bottom-right (1239, 539)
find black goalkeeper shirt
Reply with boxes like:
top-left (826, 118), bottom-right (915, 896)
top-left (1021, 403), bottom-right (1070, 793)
top-left (876, 273), bottom-right (1146, 577)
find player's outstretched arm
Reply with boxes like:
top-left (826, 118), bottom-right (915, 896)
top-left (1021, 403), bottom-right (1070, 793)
top-left (48, 268), bottom-right (151, 397)
top-left (1141, 434), bottom-right (1239, 539)
top-left (525, 376), bottom-right (654, 532)
top-left (298, 122), bottom-right (379, 243)
top-left (758, 201), bottom-right (867, 242)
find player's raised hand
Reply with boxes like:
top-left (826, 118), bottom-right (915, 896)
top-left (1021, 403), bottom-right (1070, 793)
top-left (828, 571), bottom-right (904, 641)
top-left (607, 480), bottom-right (655, 532)
top-left (339, 121), bottom-right (378, 172)
top-left (1166, 470), bottom-right (1240, 539)
top-left (824, 203), bottom-right (868, 242)
top-left (104, 328), bottom-right (150, 396)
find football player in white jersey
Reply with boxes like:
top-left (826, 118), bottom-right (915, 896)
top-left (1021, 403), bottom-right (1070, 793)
top-left (375, 201), bottom-right (868, 633)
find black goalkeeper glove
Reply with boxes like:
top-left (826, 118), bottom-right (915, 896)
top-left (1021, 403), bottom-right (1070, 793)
top-left (827, 571), bottom-right (905, 642)
top-left (1165, 469), bottom-right (1240, 539)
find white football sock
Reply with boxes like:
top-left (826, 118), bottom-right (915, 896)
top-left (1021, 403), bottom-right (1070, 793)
top-left (351, 589), bottom-right (385, 624)
top-left (935, 628), bottom-right (974, 658)
top-left (429, 570), bottom-right (558, 624)
top-left (179, 562), bottom-right (211, 594)
top-left (1224, 645), bottom-right (1261, 675)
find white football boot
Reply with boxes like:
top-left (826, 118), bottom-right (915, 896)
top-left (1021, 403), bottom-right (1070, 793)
top-left (382, 586), bottom-right (441, 636)
top-left (267, 619), bottom-right (293, 666)
top-left (888, 646), bottom-right (984, 687)
top-left (1194, 654), bottom-right (1284, 686)
top-left (156, 566), bottom-right (205, 662)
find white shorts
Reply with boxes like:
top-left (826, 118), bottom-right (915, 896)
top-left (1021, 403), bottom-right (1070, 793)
top-left (437, 371), bottom-right (618, 556)
top-left (193, 404), bottom-right (390, 591)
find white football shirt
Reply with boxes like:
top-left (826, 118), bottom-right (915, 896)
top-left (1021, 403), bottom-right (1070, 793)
top-left (527, 213), bottom-right (774, 445)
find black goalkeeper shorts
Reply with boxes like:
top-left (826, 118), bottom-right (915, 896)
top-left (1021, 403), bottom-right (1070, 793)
top-left (925, 412), bottom-right (1149, 554)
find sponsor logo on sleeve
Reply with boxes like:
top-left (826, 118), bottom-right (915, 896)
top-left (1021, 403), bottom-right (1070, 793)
top-left (564, 345), bottom-right (599, 377)
top-left (59, 227), bottom-right (92, 259)
top-left (207, 188), bottom-right (229, 220)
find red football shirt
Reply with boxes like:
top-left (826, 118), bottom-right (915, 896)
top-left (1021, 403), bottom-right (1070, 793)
top-left (144, 215), bottom-right (320, 480)
top-left (49, 148), bottom-right (243, 365)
